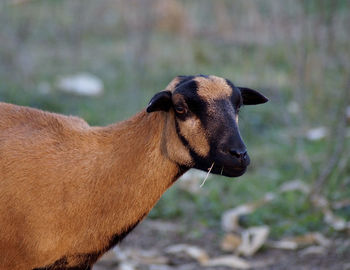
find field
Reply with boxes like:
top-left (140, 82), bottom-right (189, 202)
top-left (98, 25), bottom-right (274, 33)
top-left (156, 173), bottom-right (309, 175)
top-left (0, 0), bottom-right (349, 269)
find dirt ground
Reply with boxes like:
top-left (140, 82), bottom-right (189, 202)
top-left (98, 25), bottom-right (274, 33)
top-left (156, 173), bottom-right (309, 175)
top-left (93, 219), bottom-right (350, 270)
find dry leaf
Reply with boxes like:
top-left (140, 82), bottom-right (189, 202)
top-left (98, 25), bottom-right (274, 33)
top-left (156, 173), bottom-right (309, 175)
top-left (266, 231), bottom-right (331, 251)
top-left (279, 180), bottom-right (310, 194)
top-left (311, 194), bottom-right (329, 209)
top-left (237, 226), bottom-right (269, 256)
top-left (112, 247), bottom-right (168, 265)
top-left (311, 195), bottom-right (350, 231)
top-left (288, 233), bottom-right (331, 247)
top-left (220, 190), bottom-right (278, 233)
top-left (203, 255), bottom-right (251, 269)
top-left (324, 209), bottom-right (347, 231)
top-left (306, 127), bottom-right (328, 141)
top-left (164, 244), bottom-right (209, 264)
top-left (129, 249), bottom-right (169, 265)
top-left (266, 240), bottom-right (298, 250)
top-left (221, 204), bottom-right (256, 232)
top-left (220, 233), bottom-right (242, 252)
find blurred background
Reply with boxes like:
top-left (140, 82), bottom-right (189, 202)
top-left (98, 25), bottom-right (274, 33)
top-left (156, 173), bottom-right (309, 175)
top-left (1, 0), bottom-right (349, 269)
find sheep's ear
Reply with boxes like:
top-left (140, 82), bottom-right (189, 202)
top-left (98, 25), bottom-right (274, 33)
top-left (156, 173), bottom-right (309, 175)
top-left (239, 87), bottom-right (269, 105)
top-left (146, 91), bottom-right (173, 113)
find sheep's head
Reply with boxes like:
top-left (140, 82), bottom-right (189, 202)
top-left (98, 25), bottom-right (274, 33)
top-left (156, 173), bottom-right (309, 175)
top-left (147, 75), bottom-right (268, 177)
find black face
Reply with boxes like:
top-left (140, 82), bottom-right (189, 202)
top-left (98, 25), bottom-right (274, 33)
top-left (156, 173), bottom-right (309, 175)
top-left (147, 75), bottom-right (268, 178)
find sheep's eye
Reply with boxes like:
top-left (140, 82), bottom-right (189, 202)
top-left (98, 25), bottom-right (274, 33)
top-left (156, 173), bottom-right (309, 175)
top-left (175, 106), bottom-right (186, 114)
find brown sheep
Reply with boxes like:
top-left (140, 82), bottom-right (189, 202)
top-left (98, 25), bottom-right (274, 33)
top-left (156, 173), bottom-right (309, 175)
top-left (0, 75), bottom-right (268, 269)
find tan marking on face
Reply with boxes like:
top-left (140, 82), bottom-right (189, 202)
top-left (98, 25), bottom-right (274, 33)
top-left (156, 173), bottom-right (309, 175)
top-left (177, 116), bottom-right (210, 157)
top-left (165, 77), bottom-right (181, 92)
top-left (196, 76), bottom-right (232, 101)
top-left (162, 110), bottom-right (193, 166)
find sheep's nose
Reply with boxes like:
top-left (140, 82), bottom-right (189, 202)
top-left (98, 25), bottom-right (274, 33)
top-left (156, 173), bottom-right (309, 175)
top-left (229, 149), bottom-right (248, 164)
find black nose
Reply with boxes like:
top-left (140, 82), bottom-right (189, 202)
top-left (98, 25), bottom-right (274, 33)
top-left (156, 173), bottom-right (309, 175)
top-left (229, 148), bottom-right (248, 164)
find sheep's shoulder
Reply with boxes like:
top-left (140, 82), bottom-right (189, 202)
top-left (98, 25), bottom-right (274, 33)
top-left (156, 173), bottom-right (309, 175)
top-left (0, 102), bottom-right (90, 133)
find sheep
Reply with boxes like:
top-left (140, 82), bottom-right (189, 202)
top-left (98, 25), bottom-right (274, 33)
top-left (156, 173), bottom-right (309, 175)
top-left (0, 75), bottom-right (268, 270)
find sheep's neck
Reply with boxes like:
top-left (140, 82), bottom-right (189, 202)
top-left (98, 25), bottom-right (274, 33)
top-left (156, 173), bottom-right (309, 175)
top-left (92, 110), bottom-right (186, 249)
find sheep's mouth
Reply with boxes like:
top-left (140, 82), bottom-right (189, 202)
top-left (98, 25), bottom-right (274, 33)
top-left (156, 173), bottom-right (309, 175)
top-left (192, 152), bottom-right (249, 178)
top-left (210, 164), bottom-right (247, 177)
top-left (211, 152), bottom-right (249, 177)
top-left (194, 161), bottom-right (247, 177)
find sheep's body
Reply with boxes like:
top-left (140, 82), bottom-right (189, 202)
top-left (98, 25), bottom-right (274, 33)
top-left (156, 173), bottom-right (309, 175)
top-left (0, 102), bottom-right (182, 269)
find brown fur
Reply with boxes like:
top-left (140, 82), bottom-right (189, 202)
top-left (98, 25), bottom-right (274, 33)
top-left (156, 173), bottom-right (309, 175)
top-left (161, 110), bottom-right (193, 166)
top-left (176, 117), bottom-right (210, 157)
top-left (0, 102), bottom-right (184, 269)
top-left (196, 76), bottom-right (232, 101)
top-left (165, 76), bottom-right (181, 92)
